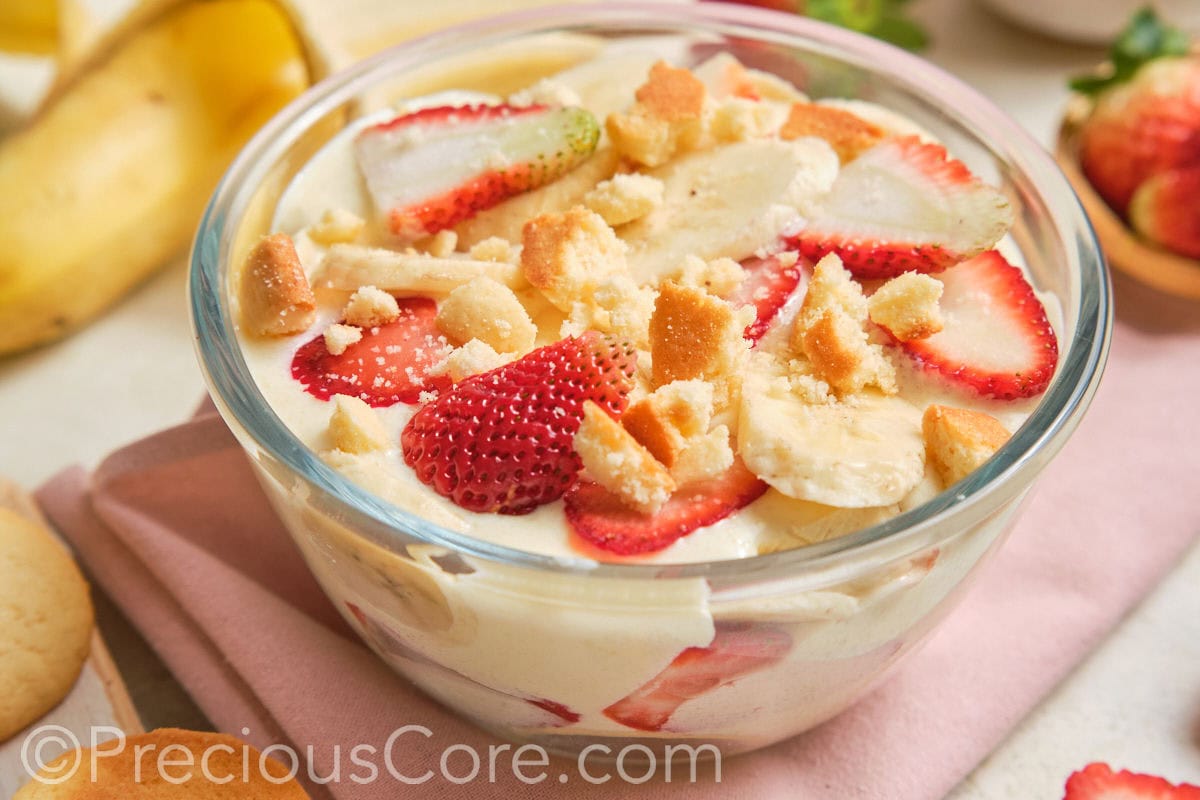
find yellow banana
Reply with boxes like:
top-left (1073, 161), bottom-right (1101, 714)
top-left (0, 0), bottom-right (604, 356)
top-left (0, 0), bottom-right (310, 354)
top-left (0, 0), bottom-right (58, 55)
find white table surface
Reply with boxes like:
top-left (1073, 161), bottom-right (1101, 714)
top-left (1, 0), bottom-right (1197, 796)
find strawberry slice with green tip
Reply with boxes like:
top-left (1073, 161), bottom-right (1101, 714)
top-left (788, 135), bottom-right (1012, 279)
top-left (1064, 763), bottom-right (1200, 800)
top-left (566, 460), bottom-right (768, 556)
top-left (291, 297), bottom-right (451, 407)
top-left (898, 250), bottom-right (1058, 401)
top-left (729, 250), bottom-right (807, 343)
top-left (401, 332), bottom-right (637, 515)
top-left (355, 103), bottom-right (600, 241)
top-left (603, 622), bottom-right (792, 732)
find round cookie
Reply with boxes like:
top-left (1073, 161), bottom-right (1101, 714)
top-left (0, 508), bottom-right (93, 742)
top-left (14, 728), bottom-right (310, 798)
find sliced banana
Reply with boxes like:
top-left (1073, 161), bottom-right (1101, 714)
top-left (536, 50), bottom-right (662, 122)
top-left (753, 492), bottom-right (901, 553)
top-left (621, 137), bottom-right (838, 284)
top-left (737, 359), bottom-right (925, 508)
top-left (319, 244), bottom-right (523, 293)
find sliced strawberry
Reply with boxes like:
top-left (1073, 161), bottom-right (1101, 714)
top-left (1129, 166), bottom-right (1200, 259)
top-left (291, 297), bottom-right (450, 407)
top-left (603, 622), bottom-right (791, 732)
top-left (898, 250), bottom-right (1058, 401)
top-left (355, 103), bottom-right (600, 241)
top-left (715, 0), bottom-right (797, 12)
top-left (1064, 763), bottom-right (1200, 800)
top-left (566, 460), bottom-right (768, 556)
top-left (729, 250), bottom-right (807, 343)
top-left (787, 135), bottom-right (1012, 279)
top-left (401, 332), bottom-right (637, 515)
top-left (526, 698), bottom-right (581, 724)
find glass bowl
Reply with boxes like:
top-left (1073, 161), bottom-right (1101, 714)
top-left (190, 2), bottom-right (1110, 758)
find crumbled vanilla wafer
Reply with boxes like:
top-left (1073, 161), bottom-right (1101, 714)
top-left (238, 234), bottom-right (316, 336)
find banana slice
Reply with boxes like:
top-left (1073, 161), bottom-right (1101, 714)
top-left (621, 137), bottom-right (838, 283)
top-left (737, 358), bottom-right (925, 507)
top-left (535, 50), bottom-right (662, 122)
top-left (752, 493), bottom-right (901, 553)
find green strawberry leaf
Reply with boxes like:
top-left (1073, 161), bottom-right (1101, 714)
top-left (871, 14), bottom-right (929, 51)
top-left (1069, 6), bottom-right (1192, 96)
top-left (802, 0), bottom-right (929, 51)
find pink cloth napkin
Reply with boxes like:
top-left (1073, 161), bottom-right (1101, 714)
top-left (36, 271), bottom-right (1200, 800)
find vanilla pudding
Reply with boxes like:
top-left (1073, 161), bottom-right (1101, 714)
top-left (228, 41), bottom-right (1064, 753)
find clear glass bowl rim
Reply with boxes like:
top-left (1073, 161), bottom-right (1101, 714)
top-left (190, 1), bottom-right (1112, 582)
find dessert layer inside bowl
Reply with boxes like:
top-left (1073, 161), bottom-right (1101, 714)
top-left (235, 43), bottom-right (1062, 566)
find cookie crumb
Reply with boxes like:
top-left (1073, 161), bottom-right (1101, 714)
top-left (649, 282), bottom-right (752, 394)
top-left (238, 233), bottom-right (316, 336)
top-left (868, 272), bottom-right (944, 341)
top-left (431, 339), bottom-right (512, 382)
top-left (671, 424), bottom-right (734, 486)
top-left (711, 97), bottom-right (783, 142)
top-left (607, 61), bottom-right (710, 167)
top-left (672, 254), bottom-right (745, 298)
top-left (509, 77), bottom-right (582, 108)
top-left (574, 401), bottom-right (675, 514)
top-left (424, 229), bottom-right (459, 258)
top-left (583, 173), bottom-right (664, 226)
top-left (309, 208), bottom-right (366, 245)
top-left (329, 394), bottom-right (389, 454)
top-left (323, 323), bottom-right (363, 356)
top-left (343, 285), bottom-right (401, 328)
top-left (923, 404), bottom-right (1010, 486)
top-left (521, 206), bottom-right (627, 311)
top-left (790, 254), bottom-right (896, 396)
top-left (621, 379), bottom-right (714, 467)
top-left (468, 236), bottom-right (517, 264)
top-left (564, 275), bottom-right (657, 348)
top-left (780, 102), bottom-right (884, 162)
top-left (436, 276), bottom-right (537, 354)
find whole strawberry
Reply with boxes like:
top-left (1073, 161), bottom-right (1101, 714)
top-left (1073, 8), bottom-right (1200, 217)
top-left (401, 332), bottom-right (637, 515)
top-left (1129, 165), bottom-right (1200, 259)
top-left (713, 0), bottom-right (928, 50)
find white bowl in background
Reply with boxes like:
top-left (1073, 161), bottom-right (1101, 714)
top-left (980, 0), bottom-right (1200, 44)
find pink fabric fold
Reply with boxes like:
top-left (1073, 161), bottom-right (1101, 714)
top-left (36, 272), bottom-right (1200, 799)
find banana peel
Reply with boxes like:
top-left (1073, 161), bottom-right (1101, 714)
top-left (0, 0), bottom-right (324, 354)
top-left (0, 0), bottom-right (604, 356)
top-left (0, 0), bottom-right (59, 55)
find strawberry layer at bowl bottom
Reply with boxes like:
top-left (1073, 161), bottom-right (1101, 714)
top-left (255, 451), bottom-right (1031, 757)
